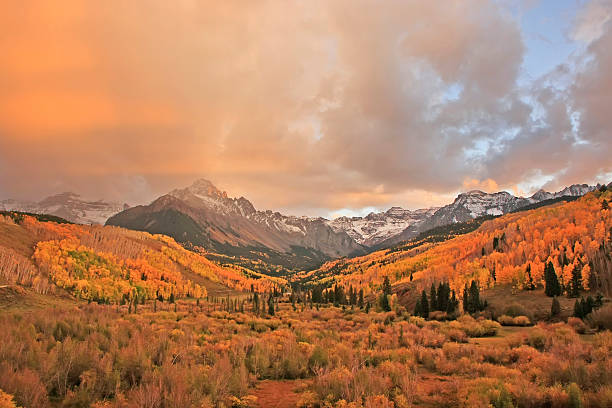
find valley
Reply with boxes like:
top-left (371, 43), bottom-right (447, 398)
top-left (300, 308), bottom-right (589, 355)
top-left (0, 185), bottom-right (610, 407)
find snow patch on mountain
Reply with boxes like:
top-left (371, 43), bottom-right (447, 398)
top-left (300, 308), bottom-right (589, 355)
top-left (0, 192), bottom-right (128, 224)
top-left (326, 206), bottom-right (439, 246)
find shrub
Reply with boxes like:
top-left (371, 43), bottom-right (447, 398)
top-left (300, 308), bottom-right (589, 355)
top-left (308, 346), bottom-right (329, 373)
top-left (504, 303), bottom-right (531, 319)
top-left (567, 317), bottom-right (587, 334)
top-left (499, 315), bottom-right (531, 326)
top-left (588, 304), bottom-right (612, 331)
top-left (526, 328), bottom-right (549, 351)
top-left (0, 390), bottom-right (20, 408)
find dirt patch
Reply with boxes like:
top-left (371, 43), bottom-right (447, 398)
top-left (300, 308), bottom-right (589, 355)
top-left (252, 380), bottom-right (309, 408)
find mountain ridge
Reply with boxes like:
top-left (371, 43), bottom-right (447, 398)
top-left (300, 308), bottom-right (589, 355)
top-left (0, 192), bottom-right (128, 225)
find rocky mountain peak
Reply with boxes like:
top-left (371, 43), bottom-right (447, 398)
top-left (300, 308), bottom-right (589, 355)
top-left (187, 179), bottom-right (228, 199)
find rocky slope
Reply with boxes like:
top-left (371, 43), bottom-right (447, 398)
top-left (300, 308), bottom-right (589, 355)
top-left (0, 192), bottom-right (128, 225)
top-left (326, 206), bottom-right (439, 246)
top-left (106, 179), bottom-right (364, 271)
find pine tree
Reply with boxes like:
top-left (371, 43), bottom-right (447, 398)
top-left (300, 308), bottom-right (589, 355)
top-left (380, 293), bottom-right (391, 312)
top-left (420, 290), bottom-right (429, 318)
top-left (414, 297), bottom-right (422, 317)
top-left (463, 284), bottom-right (469, 313)
top-left (267, 295), bottom-right (275, 316)
top-left (447, 290), bottom-right (458, 314)
top-left (573, 298), bottom-right (584, 319)
top-left (253, 292), bottom-right (260, 313)
top-left (169, 292), bottom-right (175, 304)
top-left (349, 285), bottom-right (357, 305)
top-left (358, 288), bottom-right (364, 309)
top-left (544, 261), bottom-right (561, 297)
top-left (569, 265), bottom-right (582, 298)
top-left (382, 276), bottom-right (392, 296)
top-left (526, 264), bottom-right (535, 290)
top-left (551, 296), bottom-right (560, 317)
top-left (430, 283), bottom-right (437, 312)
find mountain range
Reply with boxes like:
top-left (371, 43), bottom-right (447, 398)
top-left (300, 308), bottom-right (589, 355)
top-left (106, 179), bottom-right (363, 271)
top-left (0, 192), bottom-right (128, 225)
top-left (0, 180), bottom-right (598, 272)
top-left (105, 179), bottom-right (597, 272)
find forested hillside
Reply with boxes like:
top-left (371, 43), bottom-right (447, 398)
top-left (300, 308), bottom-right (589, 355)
top-left (297, 190), bottom-right (612, 301)
top-left (0, 212), bottom-right (284, 304)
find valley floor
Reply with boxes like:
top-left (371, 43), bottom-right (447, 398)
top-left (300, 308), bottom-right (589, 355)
top-left (0, 288), bottom-right (611, 408)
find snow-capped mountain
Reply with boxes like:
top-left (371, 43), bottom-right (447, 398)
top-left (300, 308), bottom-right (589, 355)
top-left (107, 179), bottom-right (363, 270)
top-left (326, 206), bottom-right (439, 246)
top-left (0, 192), bottom-right (128, 225)
top-left (374, 184), bottom-right (598, 247)
top-left (168, 179), bottom-right (333, 237)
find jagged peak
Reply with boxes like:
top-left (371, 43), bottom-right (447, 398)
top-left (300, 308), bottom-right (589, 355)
top-left (182, 178), bottom-right (228, 199)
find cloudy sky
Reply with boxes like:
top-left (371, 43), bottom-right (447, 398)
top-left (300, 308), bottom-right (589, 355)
top-left (0, 0), bottom-right (611, 218)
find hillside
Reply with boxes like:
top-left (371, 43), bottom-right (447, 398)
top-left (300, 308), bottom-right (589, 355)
top-left (296, 190), bottom-right (612, 302)
top-left (0, 211), bottom-right (284, 305)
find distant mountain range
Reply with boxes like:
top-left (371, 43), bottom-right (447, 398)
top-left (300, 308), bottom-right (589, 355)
top-left (106, 179), bottom-right (363, 271)
top-left (369, 184), bottom-right (597, 248)
top-left (1, 180), bottom-right (600, 272)
top-left (0, 192), bottom-right (128, 225)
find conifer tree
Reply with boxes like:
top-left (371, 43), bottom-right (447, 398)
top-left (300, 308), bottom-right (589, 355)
top-left (544, 261), bottom-right (561, 297)
top-left (569, 265), bottom-right (582, 298)
top-left (267, 295), bottom-right (275, 316)
top-left (526, 264), bottom-right (535, 290)
top-left (430, 283), bottom-right (437, 312)
top-left (382, 276), bottom-right (391, 296)
top-left (551, 296), bottom-right (560, 317)
top-left (420, 290), bottom-right (429, 318)
top-left (380, 292), bottom-right (391, 312)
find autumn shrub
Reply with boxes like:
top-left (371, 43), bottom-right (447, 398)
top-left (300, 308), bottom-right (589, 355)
top-left (498, 315), bottom-right (531, 326)
top-left (0, 390), bottom-right (20, 408)
top-left (526, 327), bottom-right (550, 351)
top-left (588, 304), bottom-right (612, 331)
top-left (451, 316), bottom-right (500, 337)
top-left (567, 317), bottom-right (587, 334)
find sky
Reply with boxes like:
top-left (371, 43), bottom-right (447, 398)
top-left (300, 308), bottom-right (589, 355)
top-left (0, 0), bottom-right (611, 218)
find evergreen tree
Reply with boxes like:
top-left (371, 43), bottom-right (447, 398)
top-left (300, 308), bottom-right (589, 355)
top-left (602, 199), bottom-right (609, 210)
top-left (569, 265), bottom-right (582, 298)
top-left (544, 261), bottom-right (562, 297)
top-left (430, 283), bottom-right (437, 312)
top-left (414, 297), bottom-right (422, 317)
top-left (526, 264), bottom-right (535, 290)
top-left (169, 292), bottom-right (175, 304)
top-left (379, 293), bottom-right (391, 312)
top-left (463, 281), bottom-right (486, 314)
top-left (420, 290), bottom-right (429, 318)
top-left (349, 285), bottom-right (357, 305)
top-left (267, 295), bottom-right (275, 316)
top-left (551, 296), bottom-right (560, 317)
top-left (253, 292), bottom-right (260, 313)
top-left (573, 298), bottom-right (584, 319)
top-left (358, 289), bottom-right (364, 309)
top-left (447, 290), bottom-right (459, 314)
top-left (382, 276), bottom-right (392, 296)
top-left (365, 301), bottom-right (371, 313)
top-left (436, 282), bottom-right (450, 311)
